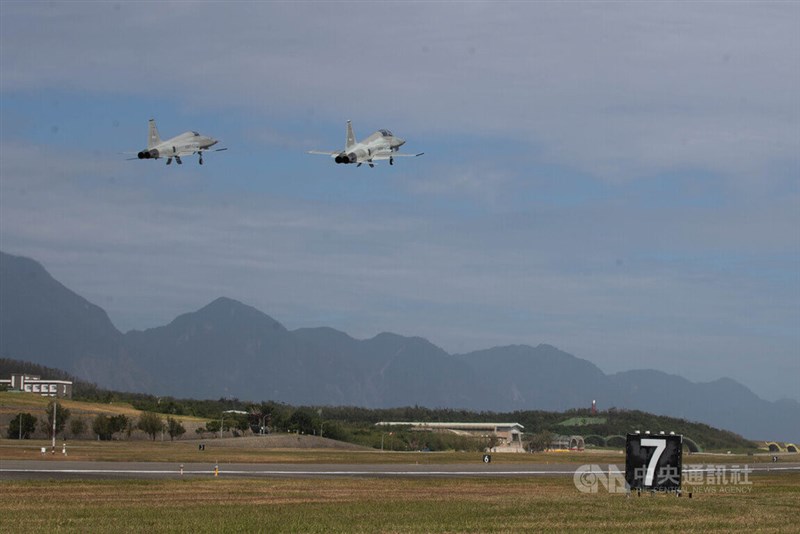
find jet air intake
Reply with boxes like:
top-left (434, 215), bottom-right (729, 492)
top-left (137, 149), bottom-right (160, 159)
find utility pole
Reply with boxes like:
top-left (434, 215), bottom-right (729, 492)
top-left (51, 401), bottom-right (57, 453)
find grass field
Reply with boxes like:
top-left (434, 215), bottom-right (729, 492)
top-left (0, 438), bottom-right (617, 464)
top-left (2, 393), bottom-right (796, 532)
top-left (1, 438), bottom-right (781, 466)
top-left (1, 473), bottom-right (798, 533)
top-left (0, 391), bottom-right (140, 417)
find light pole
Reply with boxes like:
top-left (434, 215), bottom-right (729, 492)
top-left (220, 410), bottom-right (247, 439)
top-left (51, 401), bottom-right (57, 453)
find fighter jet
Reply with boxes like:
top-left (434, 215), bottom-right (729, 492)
top-left (132, 119), bottom-right (227, 165)
top-left (308, 120), bottom-right (423, 168)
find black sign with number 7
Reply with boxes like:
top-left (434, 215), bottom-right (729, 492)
top-left (625, 433), bottom-right (683, 490)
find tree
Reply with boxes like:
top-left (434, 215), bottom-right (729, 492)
top-left (319, 421), bottom-right (348, 442)
top-left (233, 414), bottom-right (250, 432)
top-left (287, 409), bottom-right (319, 435)
top-left (166, 417), bottom-right (186, 441)
top-left (40, 400), bottom-right (70, 439)
top-left (93, 414), bottom-right (129, 441)
top-left (69, 418), bottom-right (87, 438)
top-left (258, 401), bottom-right (290, 432)
top-left (8, 413), bottom-right (37, 439)
top-left (527, 430), bottom-right (553, 452)
top-left (137, 412), bottom-right (164, 441)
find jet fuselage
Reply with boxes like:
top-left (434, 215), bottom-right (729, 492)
top-left (137, 131), bottom-right (218, 160)
top-left (334, 129), bottom-right (405, 164)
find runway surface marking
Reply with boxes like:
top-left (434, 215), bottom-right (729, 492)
top-left (2, 465), bottom-right (798, 478)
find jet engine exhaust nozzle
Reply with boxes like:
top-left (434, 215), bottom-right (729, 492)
top-left (137, 149), bottom-right (159, 159)
top-left (334, 152), bottom-right (357, 164)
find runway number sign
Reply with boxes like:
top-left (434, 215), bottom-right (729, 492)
top-left (625, 433), bottom-right (682, 491)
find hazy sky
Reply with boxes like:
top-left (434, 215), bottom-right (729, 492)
top-left (1, 2), bottom-right (798, 402)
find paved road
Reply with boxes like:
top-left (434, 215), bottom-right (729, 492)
top-left (2, 460), bottom-right (799, 480)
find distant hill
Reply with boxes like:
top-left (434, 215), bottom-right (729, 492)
top-left (0, 251), bottom-right (125, 380)
top-left (124, 299), bottom-right (481, 408)
top-left (606, 371), bottom-right (799, 444)
top-left (1, 250), bottom-right (798, 442)
top-left (456, 344), bottom-right (607, 411)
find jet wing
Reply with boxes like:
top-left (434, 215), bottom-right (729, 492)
top-left (172, 145), bottom-right (203, 157)
top-left (308, 150), bottom-right (339, 156)
top-left (165, 146), bottom-right (222, 157)
top-left (371, 152), bottom-right (424, 161)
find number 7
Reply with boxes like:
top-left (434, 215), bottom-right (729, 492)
top-left (640, 438), bottom-right (667, 486)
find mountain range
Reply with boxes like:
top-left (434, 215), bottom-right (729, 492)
top-left (1, 250), bottom-right (797, 442)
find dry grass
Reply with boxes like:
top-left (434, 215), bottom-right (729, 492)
top-left (0, 437), bottom-right (780, 467)
top-left (0, 391), bottom-right (208, 421)
top-left (0, 437), bottom-right (625, 464)
top-left (1, 474), bottom-right (798, 533)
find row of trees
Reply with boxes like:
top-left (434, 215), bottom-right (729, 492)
top-left (7, 400), bottom-right (72, 440)
top-left (6, 401), bottom-right (186, 441)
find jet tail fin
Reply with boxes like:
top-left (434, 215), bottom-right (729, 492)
top-left (147, 119), bottom-right (161, 149)
top-left (345, 120), bottom-right (356, 150)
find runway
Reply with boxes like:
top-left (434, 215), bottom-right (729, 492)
top-left (2, 460), bottom-right (799, 480)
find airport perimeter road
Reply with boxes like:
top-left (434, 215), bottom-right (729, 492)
top-left (2, 460), bottom-right (799, 481)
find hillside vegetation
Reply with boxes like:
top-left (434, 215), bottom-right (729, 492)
top-left (0, 358), bottom-right (755, 452)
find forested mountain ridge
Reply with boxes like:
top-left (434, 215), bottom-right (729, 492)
top-left (1, 250), bottom-right (797, 442)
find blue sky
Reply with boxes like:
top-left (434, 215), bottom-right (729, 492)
top-left (1, 1), bottom-right (798, 402)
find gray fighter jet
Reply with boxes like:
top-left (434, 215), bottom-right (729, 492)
top-left (309, 120), bottom-right (423, 168)
top-left (133, 119), bottom-right (227, 165)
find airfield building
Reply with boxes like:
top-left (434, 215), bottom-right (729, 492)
top-left (375, 421), bottom-right (525, 451)
top-left (0, 374), bottom-right (73, 398)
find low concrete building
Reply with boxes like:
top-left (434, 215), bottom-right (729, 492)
top-left (549, 434), bottom-right (585, 451)
top-left (0, 374), bottom-right (73, 398)
top-left (376, 421), bottom-right (525, 451)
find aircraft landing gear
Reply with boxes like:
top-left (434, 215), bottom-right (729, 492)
top-left (390, 156), bottom-right (394, 166)
top-left (166, 158), bottom-right (172, 165)
top-left (175, 156), bottom-right (183, 165)
top-left (199, 155), bottom-right (204, 165)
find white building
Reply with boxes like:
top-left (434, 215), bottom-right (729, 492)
top-left (0, 374), bottom-right (73, 398)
